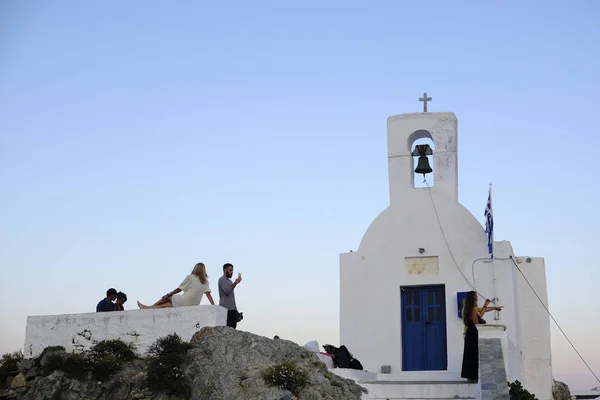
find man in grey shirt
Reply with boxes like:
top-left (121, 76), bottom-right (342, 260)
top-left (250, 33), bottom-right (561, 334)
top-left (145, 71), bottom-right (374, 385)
top-left (218, 263), bottom-right (242, 329)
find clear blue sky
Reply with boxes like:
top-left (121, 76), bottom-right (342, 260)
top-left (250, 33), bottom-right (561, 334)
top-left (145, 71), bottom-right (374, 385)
top-left (1, 0), bottom-right (598, 391)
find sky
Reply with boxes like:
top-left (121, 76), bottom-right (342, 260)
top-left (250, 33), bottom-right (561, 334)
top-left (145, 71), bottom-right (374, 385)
top-left (1, 0), bottom-right (599, 392)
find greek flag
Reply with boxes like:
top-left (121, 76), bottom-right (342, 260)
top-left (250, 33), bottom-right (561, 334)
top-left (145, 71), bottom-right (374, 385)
top-left (484, 187), bottom-right (494, 257)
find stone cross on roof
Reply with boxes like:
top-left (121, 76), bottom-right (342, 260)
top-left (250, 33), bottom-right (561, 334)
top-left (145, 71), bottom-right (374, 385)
top-left (419, 93), bottom-right (432, 112)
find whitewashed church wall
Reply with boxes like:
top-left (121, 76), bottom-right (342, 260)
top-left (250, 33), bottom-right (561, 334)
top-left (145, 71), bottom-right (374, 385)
top-left (386, 113), bottom-right (459, 204)
top-left (515, 257), bottom-right (552, 400)
top-left (505, 333), bottom-right (522, 384)
top-left (339, 111), bottom-right (551, 388)
top-left (340, 191), bottom-right (496, 374)
top-left (24, 305), bottom-right (227, 358)
top-left (340, 112), bottom-right (492, 375)
top-left (475, 241), bottom-right (523, 370)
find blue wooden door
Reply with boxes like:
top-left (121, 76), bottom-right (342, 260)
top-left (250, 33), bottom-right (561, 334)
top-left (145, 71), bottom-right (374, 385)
top-left (401, 285), bottom-right (448, 371)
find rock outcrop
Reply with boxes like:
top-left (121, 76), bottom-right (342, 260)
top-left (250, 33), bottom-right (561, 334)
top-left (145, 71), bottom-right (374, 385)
top-left (552, 379), bottom-right (571, 400)
top-left (186, 327), bottom-right (364, 399)
top-left (0, 327), bottom-right (364, 400)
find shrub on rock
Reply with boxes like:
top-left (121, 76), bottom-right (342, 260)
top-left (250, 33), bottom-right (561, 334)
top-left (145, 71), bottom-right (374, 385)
top-left (36, 345), bottom-right (66, 369)
top-left (88, 339), bottom-right (138, 381)
top-left (147, 333), bottom-right (192, 358)
top-left (39, 346), bottom-right (67, 373)
top-left (42, 351), bottom-right (90, 381)
top-left (41, 352), bottom-right (66, 375)
top-left (0, 351), bottom-right (23, 372)
top-left (56, 353), bottom-right (89, 380)
top-left (0, 351), bottom-right (23, 385)
top-left (90, 340), bottom-right (136, 362)
top-left (509, 380), bottom-right (538, 400)
top-left (42, 339), bottom-right (138, 382)
top-left (39, 346), bottom-right (66, 357)
top-left (263, 360), bottom-right (309, 396)
top-left (146, 333), bottom-right (192, 396)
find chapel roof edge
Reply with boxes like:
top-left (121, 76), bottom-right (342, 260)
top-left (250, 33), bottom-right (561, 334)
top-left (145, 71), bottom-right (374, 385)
top-left (387, 111), bottom-right (457, 122)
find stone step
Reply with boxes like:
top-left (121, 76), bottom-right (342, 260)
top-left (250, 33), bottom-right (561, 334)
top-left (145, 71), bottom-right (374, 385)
top-left (358, 380), bottom-right (477, 400)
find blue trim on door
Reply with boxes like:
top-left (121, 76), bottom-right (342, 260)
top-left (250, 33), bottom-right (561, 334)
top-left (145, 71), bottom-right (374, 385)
top-left (401, 284), bottom-right (448, 371)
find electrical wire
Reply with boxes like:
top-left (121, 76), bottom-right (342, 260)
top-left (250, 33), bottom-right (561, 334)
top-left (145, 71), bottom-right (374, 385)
top-left (424, 180), bottom-right (492, 300)
top-left (509, 256), bottom-right (600, 385)
top-left (423, 177), bottom-right (600, 385)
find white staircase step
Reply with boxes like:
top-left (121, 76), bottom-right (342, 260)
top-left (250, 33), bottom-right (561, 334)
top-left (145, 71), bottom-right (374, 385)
top-left (358, 380), bottom-right (477, 400)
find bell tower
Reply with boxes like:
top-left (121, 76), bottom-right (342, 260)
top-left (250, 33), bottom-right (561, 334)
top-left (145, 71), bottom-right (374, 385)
top-left (386, 95), bottom-right (458, 205)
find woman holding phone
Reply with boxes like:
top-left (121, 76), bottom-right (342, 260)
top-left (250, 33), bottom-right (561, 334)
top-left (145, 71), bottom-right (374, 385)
top-left (137, 263), bottom-right (215, 309)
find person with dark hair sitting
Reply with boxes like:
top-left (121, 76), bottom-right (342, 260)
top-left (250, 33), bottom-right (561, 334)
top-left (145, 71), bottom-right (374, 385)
top-left (96, 288), bottom-right (117, 312)
top-left (115, 292), bottom-right (127, 311)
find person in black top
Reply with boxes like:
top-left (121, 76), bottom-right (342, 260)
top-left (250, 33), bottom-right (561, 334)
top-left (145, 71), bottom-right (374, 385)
top-left (115, 292), bottom-right (127, 311)
top-left (96, 288), bottom-right (117, 312)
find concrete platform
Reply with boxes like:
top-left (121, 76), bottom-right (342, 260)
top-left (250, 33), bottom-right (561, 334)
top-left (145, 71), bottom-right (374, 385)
top-left (24, 305), bottom-right (227, 357)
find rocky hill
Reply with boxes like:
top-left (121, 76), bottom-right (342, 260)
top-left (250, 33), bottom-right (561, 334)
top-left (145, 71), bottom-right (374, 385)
top-left (0, 327), bottom-right (364, 400)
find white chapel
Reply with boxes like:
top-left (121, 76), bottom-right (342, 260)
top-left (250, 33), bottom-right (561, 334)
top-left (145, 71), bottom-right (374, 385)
top-left (334, 103), bottom-right (553, 400)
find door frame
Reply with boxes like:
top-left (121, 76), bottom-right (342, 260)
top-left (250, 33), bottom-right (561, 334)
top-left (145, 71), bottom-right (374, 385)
top-left (400, 284), bottom-right (448, 371)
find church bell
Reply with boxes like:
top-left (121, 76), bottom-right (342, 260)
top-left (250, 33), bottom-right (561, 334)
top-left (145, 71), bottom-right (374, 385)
top-left (412, 144), bottom-right (433, 175)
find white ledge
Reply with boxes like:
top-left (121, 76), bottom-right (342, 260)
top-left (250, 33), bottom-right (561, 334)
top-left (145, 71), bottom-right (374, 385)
top-left (24, 305), bottom-right (227, 358)
top-left (478, 324), bottom-right (507, 339)
top-left (387, 112), bottom-right (457, 121)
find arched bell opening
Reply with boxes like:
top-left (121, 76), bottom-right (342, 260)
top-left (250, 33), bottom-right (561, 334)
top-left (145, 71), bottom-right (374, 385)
top-left (408, 130), bottom-right (435, 188)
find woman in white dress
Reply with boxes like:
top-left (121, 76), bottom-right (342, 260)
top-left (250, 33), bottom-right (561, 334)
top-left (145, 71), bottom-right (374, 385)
top-left (137, 263), bottom-right (214, 309)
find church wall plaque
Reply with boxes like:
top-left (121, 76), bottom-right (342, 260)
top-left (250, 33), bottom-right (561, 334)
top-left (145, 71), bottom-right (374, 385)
top-left (405, 256), bottom-right (439, 275)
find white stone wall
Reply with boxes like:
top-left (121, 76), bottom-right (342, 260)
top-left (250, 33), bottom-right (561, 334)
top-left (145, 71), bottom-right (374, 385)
top-left (24, 305), bottom-right (227, 358)
top-left (515, 257), bottom-right (552, 400)
top-left (505, 332), bottom-right (522, 384)
top-left (339, 112), bottom-right (552, 395)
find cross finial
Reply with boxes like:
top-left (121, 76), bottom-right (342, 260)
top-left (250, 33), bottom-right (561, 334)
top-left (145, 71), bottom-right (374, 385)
top-left (419, 93), bottom-right (432, 112)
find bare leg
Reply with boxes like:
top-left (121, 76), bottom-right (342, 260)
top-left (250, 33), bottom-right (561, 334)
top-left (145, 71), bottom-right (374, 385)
top-left (136, 295), bottom-right (170, 309)
top-left (152, 297), bottom-right (170, 306)
top-left (151, 301), bottom-right (173, 309)
top-left (138, 300), bottom-right (173, 310)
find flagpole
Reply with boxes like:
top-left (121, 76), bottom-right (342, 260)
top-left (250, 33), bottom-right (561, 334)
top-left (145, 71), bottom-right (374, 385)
top-left (489, 183), bottom-right (494, 260)
top-left (489, 183), bottom-right (499, 320)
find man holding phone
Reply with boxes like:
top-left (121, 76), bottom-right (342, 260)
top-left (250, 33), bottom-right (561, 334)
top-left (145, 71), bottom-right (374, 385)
top-left (218, 263), bottom-right (242, 329)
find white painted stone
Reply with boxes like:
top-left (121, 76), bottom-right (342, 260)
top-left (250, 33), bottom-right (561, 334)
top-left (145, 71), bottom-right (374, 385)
top-left (332, 368), bottom-right (463, 383)
top-left (477, 323), bottom-right (522, 384)
top-left (514, 256), bottom-right (553, 400)
top-left (360, 381), bottom-right (477, 400)
top-left (317, 353), bottom-right (335, 369)
top-left (339, 111), bottom-right (553, 399)
top-left (330, 369), bottom-right (477, 399)
top-left (330, 368), bottom-right (377, 383)
top-left (478, 324), bottom-right (506, 339)
top-left (24, 305), bottom-right (227, 358)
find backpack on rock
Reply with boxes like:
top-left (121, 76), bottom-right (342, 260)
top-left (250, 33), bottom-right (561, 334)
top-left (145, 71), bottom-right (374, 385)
top-left (334, 345), bottom-right (363, 370)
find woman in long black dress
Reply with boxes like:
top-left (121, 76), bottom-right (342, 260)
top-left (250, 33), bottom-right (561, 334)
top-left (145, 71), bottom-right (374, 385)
top-left (461, 291), bottom-right (480, 382)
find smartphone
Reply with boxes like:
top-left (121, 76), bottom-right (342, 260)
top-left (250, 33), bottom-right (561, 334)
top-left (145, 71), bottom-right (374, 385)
top-left (238, 273), bottom-right (242, 278)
